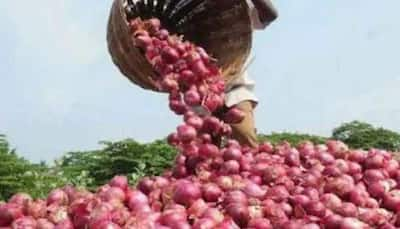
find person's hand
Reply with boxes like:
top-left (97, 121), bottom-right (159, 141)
top-left (250, 0), bottom-right (278, 28)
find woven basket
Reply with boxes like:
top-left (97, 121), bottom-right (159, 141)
top-left (107, 0), bottom-right (253, 92)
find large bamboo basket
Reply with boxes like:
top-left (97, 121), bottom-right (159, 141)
top-left (107, 0), bottom-right (253, 92)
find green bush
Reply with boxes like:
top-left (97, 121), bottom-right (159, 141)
top-left (0, 135), bottom-right (67, 200)
top-left (58, 139), bottom-right (177, 189)
top-left (332, 121), bottom-right (400, 152)
top-left (258, 132), bottom-right (327, 146)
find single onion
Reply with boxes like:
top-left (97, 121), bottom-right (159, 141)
top-left (202, 208), bottom-right (224, 224)
top-left (226, 203), bottom-right (250, 227)
top-left (8, 193), bottom-right (32, 206)
top-left (173, 180), bottom-right (201, 206)
top-left (323, 214), bottom-right (343, 229)
top-left (340, 217), bottom-right (368, 229)
top-left (202, 183), bottom-right (222, 202)
top-left (126, 190), bottom-right (149, 212)
top-left (109, 176), bottom-right (128, 190)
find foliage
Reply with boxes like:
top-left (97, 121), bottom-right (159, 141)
top-left (332, 121), bottom-right (400, 152)
top-left (58, 139), bottom-right (177, 189)
top-left (0, 135), bottom-right (66, 200)
top-left (258, 132), bottom-right (327, 146)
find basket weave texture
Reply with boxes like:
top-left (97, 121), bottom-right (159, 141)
top-left (107, 0), bottom-right (253, 92)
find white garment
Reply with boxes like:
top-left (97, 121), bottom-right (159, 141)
top-left (224, 0), bottom-right (265, 108)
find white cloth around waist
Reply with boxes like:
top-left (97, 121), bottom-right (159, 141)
top-left (224, 71), bottom-right (258, 108)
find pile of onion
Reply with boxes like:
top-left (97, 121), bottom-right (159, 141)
top-left (2, 17), bottom-right (400, 229)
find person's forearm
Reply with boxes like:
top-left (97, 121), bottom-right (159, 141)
top-left (251, 0), bottom-right (278, 27)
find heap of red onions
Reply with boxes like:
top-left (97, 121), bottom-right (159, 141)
top-left (2, 17), bottom-right (400, 229)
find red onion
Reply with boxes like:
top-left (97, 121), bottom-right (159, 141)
top-left (258, 142), bottom-right (274, 153)
top-left (348, 150), bottom-right (367, 163)
top-left (326, 140), bottom-right (348, 157)
top-left (24, 199), bottom-right (46, 219)
top-left (385, 159), bottom-right (399, 177)
top-left (11, 216), bottom-right (37, 229)
top-left (223, 147), bottom-right (242, 161)
top-left (226, 203), bottom-right (250, 227)
top-left (184, 88), bottom-right (201, 106)
top-left (242, 181), bottom-right (266, 199)
top-left (202, 183), bottom-right (222, 202)
top-left (177, 124), bottom-right (197, 142)
top-left (215, 176), bottom-right (234, 191)
top-left (302, 188), bottom-right (319, 202)
top-left (173, 180), bottom-right (201, 206)
top-left (159, 209), bottom-right (187, 227)
top-left (55, 219), bottom-right (74, 229)
top-left (335, 159), bottom-right (350, 174)
top-left (100, 187), bottom-right (126, 203)
top-left (323, 214), bottom-right (343, 229)
top-left (37, 218), bottom-right (55, 229)
top-left (192, 218), bottom-right (217, 229)
top-left (202, 117), bottom-right (222, 133)
top-left (263, 165), bottom-right (286, 183)
top-left (199, 143), bottom-right (221, 158)
top-left (324, 176), bottom-right (354, 197)
top-left (109, 176), bottom-right (128, 190)
top-left (336, 202), bottom-right (358, 217)
top-left (284, 148), bottom-right (301, 166)
top-left (280, 202), bottom-right (293, 216)
top-left (8, 193), bottom-right (32, 206)
top-left (223, 191), bottom-right (248, 206)
top-left (202, 208), bottom-right (224, 224)
top-left (266, 185), bottom-right (289, 202)
top-left (290, 195), bottom-right (311, 207)
top-left (126, 190), bottom-right (149, 212)
top-left (305, 201), bottom-right (326, 218)
top-left (247, 218), bottom-right (272, 229)
top-left (368, 180), bottom-right (391, 199)
top-left (340, 217), bottom-right (368, 229)
top-left (48, 205), bottom-right (69, 224)
top-left (47, 189), bottom-right (69, 206)
top-left (222, 160), bottom-right (240, 174)
top-left (317, 152), bottom-right (335, 165)
top-left (188, 199), bottom-right (208, 218)
top-left (186, 116), bottom-right (203, 130)
top-left (383, 190), bottom-right (400, 212)
top-left (167, 132), bottom-right (180, 146)
top-left (364, 153), bottom-right (385, 169)
top-left (348, 188), bottom-right (368, 207)
top-left (347, 162), bottom-right (362, 175)
top-left (223, 107), bottom-right (245, 124)
top-left (0, 203), bottom-right (23, 226)
top-left (364, 169), bottom-right (387, 184)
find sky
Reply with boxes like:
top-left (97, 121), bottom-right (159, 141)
top-left (1, 1), bottom-right (399, 162)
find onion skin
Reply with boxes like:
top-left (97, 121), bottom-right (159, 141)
top-left (226, 203), bottom-right (250, 227)
top-left (173, 180), bottom-right (202, 207)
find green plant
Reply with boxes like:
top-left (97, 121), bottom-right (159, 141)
top-left (58, 139), bottom-right (177, 188)
top-left (332, 121), bottom-right (400, 151)
top-left (258, 132), bottom-right (327, 146)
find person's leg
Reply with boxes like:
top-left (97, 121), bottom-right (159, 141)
top-left (230, 101), bottom-right (258, 148)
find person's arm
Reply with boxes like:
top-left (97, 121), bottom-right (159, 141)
top-left (250, 0), bottom-right (278, 29)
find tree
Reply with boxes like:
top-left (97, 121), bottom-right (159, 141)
top-left (0, 135), bottom-right (67, 200)
top-left (332, 120), bottom-right (400, 151)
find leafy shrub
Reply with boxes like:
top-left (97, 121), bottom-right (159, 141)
top-left (58, 139), bottom-right (177, 188)
top-left (0, 135), bottom-right (67, 200)
top-left (258, 132), bottom-right (327, 146)
top-left (332, 121), bottom-right (400, 152)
